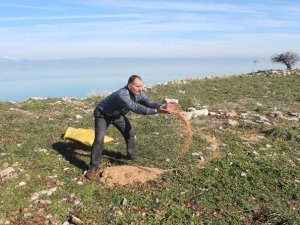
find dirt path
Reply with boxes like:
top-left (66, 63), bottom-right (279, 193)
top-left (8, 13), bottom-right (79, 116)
top-left (194, 128), bottom-right (223, 168)
top-left (226, 129), bottom-right (264, 142)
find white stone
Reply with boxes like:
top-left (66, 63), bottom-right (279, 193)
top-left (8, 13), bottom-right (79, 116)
top-left (35, 148), bottom-right (48, 153)
top-left (121, 197), bottom-right (128, 205)
top-left (75, 115), bottom-right (83, 119)
top-left (254, 116), bottom-right (264, 123)
top-left (269, 111), bottom-right (284, 118)
top-left (180, 190), bottom-right (188, 195)
top-left (254, 115), bottom-right (271, 124)
top-left (227, 119), bottom-right (239, 127)
top-left (163, 98), bottom-right (179, 104)
top-left (288, 112), bottom-right (298, 116)
top-left (0, 167), bottom-right (15, 178)
top-left (71, 215), bottom-right (83, 225)
top-left (286, 117), bottom-right (299, 121)
top-left (30, 187), bottom-right (57, 201)
top-left (181, 112), bottom-right (193, 120)
top-left (187, 107), bottom-right (196, 112)
top-left (192, 152), bottom-right (201, 156)
top-left (74, 200), bottom-right (81, 205)
top-left (191, 109), bottom-right (209, 118)
top-left (16, 181), bottom-right (26, 188)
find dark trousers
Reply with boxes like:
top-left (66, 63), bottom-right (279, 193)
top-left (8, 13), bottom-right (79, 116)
top-left (89, 114), bottom-right (136, 170)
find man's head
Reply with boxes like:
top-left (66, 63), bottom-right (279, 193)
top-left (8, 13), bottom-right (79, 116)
top-left (127, 75), bottom-right (143, 95)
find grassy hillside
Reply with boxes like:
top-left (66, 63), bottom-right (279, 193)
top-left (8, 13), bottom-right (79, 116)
top-left (1, 70), bottom-right (299, 224)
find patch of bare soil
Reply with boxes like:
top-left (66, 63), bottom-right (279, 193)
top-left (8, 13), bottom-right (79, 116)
top-left (99, 166), bottom-right (164, 187)
top-left (227, 129), bottom-right (264, 142)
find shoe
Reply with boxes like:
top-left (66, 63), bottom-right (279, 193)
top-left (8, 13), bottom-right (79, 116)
top-left (128, 155), bottom-right (143, 162)
top-left (85, 169), bottom-right (96, 180)
top-left (127, 154), bottom-right (137, 160)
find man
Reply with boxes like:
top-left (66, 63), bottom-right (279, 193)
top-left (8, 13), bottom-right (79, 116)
top-left (86, 75), bottom-right (180, 180)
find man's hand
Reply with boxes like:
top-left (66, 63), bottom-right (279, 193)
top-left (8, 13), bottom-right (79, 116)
top-left (157, 103), bottom-right (181, 114)
top-left (164, 103), bottom-right (181, 111)
top-left (157, 106), bottom-right (169, 114)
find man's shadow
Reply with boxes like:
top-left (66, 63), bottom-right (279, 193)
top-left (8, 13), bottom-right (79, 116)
top-left (52, 141), bottom-right (128, 171)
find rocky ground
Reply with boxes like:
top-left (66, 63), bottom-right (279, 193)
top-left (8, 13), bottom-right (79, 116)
top-left (0, 69), bottom-right (299, 224)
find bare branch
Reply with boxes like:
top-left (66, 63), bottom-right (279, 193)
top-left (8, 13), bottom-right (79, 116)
top-left (271, 51), bottom-right (299, 70)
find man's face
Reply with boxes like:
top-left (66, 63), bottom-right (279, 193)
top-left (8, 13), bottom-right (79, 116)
top-left (128, 78), bottom-right (143, 95)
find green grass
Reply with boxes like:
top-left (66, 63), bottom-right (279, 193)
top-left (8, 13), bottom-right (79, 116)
top-left (1, 71), bottom-right (300, 224)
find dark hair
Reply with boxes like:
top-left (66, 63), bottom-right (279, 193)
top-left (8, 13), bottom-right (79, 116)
top-left (128, 75), bottom-right (142, 84)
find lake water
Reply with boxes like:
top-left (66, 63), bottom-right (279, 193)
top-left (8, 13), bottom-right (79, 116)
top-left (0, 57), bottom-right (284, 102)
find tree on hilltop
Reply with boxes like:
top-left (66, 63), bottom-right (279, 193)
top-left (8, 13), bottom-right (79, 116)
top-left (271, 51), bottom-right (299, 70)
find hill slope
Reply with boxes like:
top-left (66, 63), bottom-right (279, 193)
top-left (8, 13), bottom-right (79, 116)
top-left (1, 70), bottom-right (299, 224)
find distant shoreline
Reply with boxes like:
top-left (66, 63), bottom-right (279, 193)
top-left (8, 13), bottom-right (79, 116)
top-left (2, 68), bottom-right (299, 103)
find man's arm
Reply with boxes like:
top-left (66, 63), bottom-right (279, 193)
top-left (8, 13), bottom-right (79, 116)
top-left (138, 92), bottom-right (182, 113)
top-left (119, 90), bottom-right (157, 115)
top-left (138, 92), bottom-right (161, 109)
top-left (118, 89), bottom-right (181, 115)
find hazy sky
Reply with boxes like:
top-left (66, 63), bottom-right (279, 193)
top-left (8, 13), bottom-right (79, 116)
top-left (1, 0), bottom-right (300, 60)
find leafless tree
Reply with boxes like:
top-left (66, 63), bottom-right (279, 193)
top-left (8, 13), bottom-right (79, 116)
top-left (271, 51), bottom-right (299, 70)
